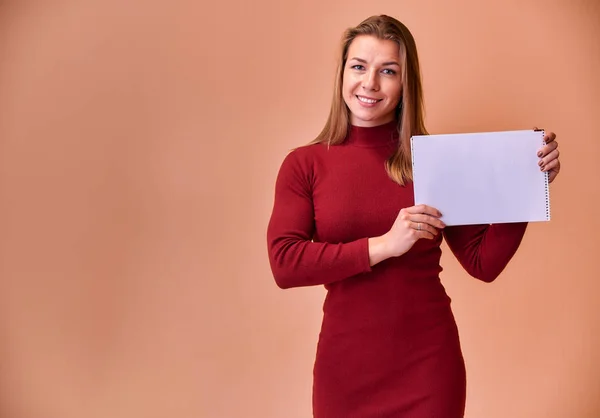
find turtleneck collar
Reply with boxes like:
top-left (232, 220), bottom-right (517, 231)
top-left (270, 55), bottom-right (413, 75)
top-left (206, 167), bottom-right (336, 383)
top-left (345, 120), bottom-right (399, 148)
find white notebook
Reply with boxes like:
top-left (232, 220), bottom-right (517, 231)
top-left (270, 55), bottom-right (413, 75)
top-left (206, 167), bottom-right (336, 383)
top-left (410, 130), bottom-right (551, 226)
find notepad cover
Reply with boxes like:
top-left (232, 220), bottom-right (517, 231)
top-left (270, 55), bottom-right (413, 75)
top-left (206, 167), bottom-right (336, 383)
top-left (410, 130), bottom-right (551, 226)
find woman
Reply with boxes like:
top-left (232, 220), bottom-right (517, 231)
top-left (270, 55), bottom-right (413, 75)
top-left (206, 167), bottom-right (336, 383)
top-left (266, 14), bottom-right (560, 418)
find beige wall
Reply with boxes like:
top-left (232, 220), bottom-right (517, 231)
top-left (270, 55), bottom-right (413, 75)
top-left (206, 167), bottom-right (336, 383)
top-left (0, 0), bottom-right (598, 417)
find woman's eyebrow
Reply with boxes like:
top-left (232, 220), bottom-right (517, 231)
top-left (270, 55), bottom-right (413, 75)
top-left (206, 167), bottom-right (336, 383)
top-left (349, 57), bottom-right (400, 67)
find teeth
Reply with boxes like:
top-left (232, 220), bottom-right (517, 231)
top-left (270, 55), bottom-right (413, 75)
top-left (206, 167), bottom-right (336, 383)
top-left (358, 96), bottom-right (378, 104)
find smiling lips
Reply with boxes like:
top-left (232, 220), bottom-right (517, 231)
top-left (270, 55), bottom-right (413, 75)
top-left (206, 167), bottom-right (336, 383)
top-left (356, 95), bottom-right (382, 106)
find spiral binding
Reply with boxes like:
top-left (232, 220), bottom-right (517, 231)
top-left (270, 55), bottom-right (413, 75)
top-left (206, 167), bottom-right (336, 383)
top-left (540, 129), bottom-right (552, 220)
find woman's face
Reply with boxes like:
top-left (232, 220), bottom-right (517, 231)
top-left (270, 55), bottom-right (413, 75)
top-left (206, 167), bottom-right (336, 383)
top-left (342, 35), bottom-right (403, 127)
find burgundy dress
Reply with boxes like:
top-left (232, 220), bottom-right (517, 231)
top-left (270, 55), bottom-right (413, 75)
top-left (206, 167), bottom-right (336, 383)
top-left (266, 121), bottom-right (527, 417)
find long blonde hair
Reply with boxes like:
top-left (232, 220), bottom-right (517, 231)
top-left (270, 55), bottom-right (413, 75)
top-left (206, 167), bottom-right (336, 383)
top-left (310, 15), bottom-right (428, 186)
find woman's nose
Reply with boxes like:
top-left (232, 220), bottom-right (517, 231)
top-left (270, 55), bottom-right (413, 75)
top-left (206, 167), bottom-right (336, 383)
top-left (362, 70), bottom-right (380, 92)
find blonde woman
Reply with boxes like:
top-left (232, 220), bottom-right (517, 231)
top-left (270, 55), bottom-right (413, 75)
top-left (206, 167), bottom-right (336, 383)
top-left (266, 14), bottom-right (560, 418)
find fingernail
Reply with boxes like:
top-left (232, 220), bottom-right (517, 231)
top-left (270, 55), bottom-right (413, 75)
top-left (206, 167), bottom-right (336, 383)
top-left (540, 166), bottom-right (545, 171)
top-left (538, 160), bottom-right (543, 166)
top-left (537, 151), bottom-right (543, 157)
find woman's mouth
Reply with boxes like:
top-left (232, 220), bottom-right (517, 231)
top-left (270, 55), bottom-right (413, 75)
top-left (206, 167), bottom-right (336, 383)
top-left (356, 95), bottom-right (381, 106)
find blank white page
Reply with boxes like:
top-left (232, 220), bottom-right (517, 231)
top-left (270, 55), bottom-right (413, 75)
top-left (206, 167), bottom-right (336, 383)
top-left (410, 130), bottom-right (551, 226)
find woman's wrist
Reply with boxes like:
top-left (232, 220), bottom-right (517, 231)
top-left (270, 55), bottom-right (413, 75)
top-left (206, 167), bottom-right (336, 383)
top-left (368, 234), bottom-right (392, 266)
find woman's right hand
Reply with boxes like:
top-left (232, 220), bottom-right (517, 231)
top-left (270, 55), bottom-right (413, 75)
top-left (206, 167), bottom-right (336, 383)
top-left (368, 204), bottom-right (445, 266)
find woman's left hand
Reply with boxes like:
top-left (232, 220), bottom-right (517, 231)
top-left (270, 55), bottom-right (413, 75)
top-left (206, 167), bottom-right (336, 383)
top-left (536, 129), bottom-right (561, 183)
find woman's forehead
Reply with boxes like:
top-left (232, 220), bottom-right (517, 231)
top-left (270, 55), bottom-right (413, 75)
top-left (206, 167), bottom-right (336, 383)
top-left (347, 35), bottom-right (400, 62)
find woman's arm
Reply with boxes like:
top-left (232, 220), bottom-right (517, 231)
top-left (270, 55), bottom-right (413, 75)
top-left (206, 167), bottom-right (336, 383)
top-left (442, 222), bottom-right (528, 283)
top-left (267, 150), bottom-right (446, 289)
top-left (266, 150), bottom-right (373, 289)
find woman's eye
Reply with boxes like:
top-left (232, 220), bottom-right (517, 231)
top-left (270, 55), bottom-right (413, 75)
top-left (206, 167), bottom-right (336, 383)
top-left (382, 69), bottom-right (396, 75)
top-left (351, 65), bottom-right (365, 70)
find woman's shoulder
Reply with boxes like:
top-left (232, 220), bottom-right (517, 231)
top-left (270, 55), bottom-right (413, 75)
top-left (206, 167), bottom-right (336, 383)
top-left (276, 142), bottom-right (336, 179)
top-left (283, 142), bottom-right (330, 163)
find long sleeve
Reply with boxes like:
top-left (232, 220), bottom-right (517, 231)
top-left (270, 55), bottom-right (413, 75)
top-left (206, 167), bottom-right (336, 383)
top-left (266, 149), bottom-right (372, 289)
top-left (442, 222), bottom-right (528, 283)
